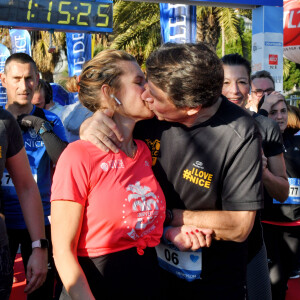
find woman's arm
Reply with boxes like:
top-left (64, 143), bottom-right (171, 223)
top-left (51, 201), bottom-right (95, 300)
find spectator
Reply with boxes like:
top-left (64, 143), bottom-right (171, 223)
top-left (0, 108), bottom-right (47, 300)
top-left (221, 53), bottom-right (289, 300)
top-left (286, 105), bottom-right (300, 135)
top-left (258, 96), bottom-right (300, 299)
top-left (0, 53), bottom-right (68, 300)
top-left (247, 70), bottom-right (276, 112)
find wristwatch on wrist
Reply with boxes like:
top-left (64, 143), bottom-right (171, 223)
top-left (32, 239), bottom-right (49, 249)
top-left (38, 121), bottom-right (53, 135)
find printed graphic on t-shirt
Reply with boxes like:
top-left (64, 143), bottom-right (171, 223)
top-left (182, 162), bottom-right (213, 189)
top-left (144, 139), bottom-right (160, 166)
top-left (24, 129), bottom-right (45, 149)
top-left (125, 181), bottom-right (164, 240)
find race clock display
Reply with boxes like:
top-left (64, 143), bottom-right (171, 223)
top-left (0, 0), bottom-right (113, 33)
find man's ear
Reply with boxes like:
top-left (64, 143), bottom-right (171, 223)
top-left (186, 106), bottom-right (201, 116)
top-left (0, 73), bottom-right (7, 88)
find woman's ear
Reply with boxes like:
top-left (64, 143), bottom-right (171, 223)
top-left (100, 84), bottom-right (116, 110)
top-left (101, 84), bottom-right (112, 100)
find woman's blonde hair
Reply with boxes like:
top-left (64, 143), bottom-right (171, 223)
top-left (287, 105), bottom-right (300, 133)
top-left (66, 49), bottom-right (136, 112)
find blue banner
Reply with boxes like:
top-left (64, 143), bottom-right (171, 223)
top-left (188, 0), bottom-right (282, 6)
top-left (66, 33), bottom-right (92, 103)
top-left (9, 29), bottom-right (31, 55)
top-left (160, 4), bottom-right (196, 43)
top-left (0, 44), bottom-right (10, 107)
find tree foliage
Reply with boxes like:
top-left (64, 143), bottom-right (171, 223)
top-left (283, 59), bottom-right (300, 92)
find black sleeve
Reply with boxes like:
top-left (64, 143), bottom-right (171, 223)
top-left (263, 118), bottom-right (284, 158)
top-left (40, 131), bottom-right (68, 164)
top-left (6, 111), bottom-right (24, 158)
top-left (257, 109), bottom-right (268, 117)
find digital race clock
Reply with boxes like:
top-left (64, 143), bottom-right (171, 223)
top-left (0, 0), bottom-right (113, 33)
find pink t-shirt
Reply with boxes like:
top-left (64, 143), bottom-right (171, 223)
top-left (51, 139), bottom-right (166, 257)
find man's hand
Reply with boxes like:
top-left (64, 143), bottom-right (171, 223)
top-left (260, 91), bottom-right (285, 113)
top-left (24, 248), bottom-right (48, 294)
top-left (79, 109), bottom-right (123, 153)
top-left (165, 225), bottom-right (213, 252)
top-left (17, 114), bottom-right (45, 133)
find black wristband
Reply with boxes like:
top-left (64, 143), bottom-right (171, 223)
top-left (164, 209), bottom-right (173, 226)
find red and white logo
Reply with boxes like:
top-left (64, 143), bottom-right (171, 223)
top-left (269, 54), bottom-right (278, 65)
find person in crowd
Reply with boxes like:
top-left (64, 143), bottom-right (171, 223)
top-left (31, 79), bottom-right (65, 120)
top-left (0, 108), bottom-right (47, 299)
top-left (221, 53), bottom-right (289, 300)
top-left (286, 105), bottom-right (300, 135)
top-left (79, 43), bottom-right (263, 300)
top-left (246, 70), bottom-right (276, 112)
top-left (257, 96), bottom-right (300, 299)
top-left (50, 49), bottom-right (209, 300)
top-left (0, 53), bottom-right (68, 300)
top-left (60, 100), bottom-right (93, 142)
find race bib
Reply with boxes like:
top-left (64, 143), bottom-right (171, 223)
top-left (273, 178), bottom-right (300, 205)
top-left (1, 171), bottom-right (37, 187)
top-left (155, 242), bottom-right (202, 282)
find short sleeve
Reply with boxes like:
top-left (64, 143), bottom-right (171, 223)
top-left (51, 141), bottom-right (90, 205)
top-left (222, 130), bottom-right (264, 210)
top-left (5, 110), bottom-right (24, 158)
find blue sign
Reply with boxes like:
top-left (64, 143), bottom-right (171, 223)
top-left (188, 0), bottom-right (282, 6)
top-left (9, 29), bottom-right (31, 55)
top-left (0, 44), bottom-right (10, 107)
top-left (160, 3), bottom-right (196, 43)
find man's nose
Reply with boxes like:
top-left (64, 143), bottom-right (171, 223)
top-left (141, 88), bottom-right (153, 103)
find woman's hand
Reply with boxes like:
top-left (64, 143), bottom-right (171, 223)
top-left (164, 225), bottom-right (213, 251)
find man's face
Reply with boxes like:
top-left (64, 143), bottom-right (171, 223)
top-left (251, 77), bottom-right (275, 106)
top-left (31, 89), bottom-right (46, 109)
top-left (1, 61), bottom-right (39, 106)
top-left (142, 80), bottom-right (191, 124)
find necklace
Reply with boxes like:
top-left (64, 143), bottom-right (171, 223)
top-left (122, 141), bottom-right (137, 158)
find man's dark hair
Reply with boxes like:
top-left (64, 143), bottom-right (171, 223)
top-left (4, 52), bottom-right (38, 74)
top-left (221, 53), bottom-right (251, 80)
top-left (145, 42), bottom-right (224, 108)
top-left (250, 70), bottom-right (275, 87)
top-left (35, 79), bottom-right (53, 105)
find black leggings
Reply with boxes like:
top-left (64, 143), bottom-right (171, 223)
top-left (59, 247), bottom-right (161, 300)
top-left (262, 223), bottom-right (300, 300)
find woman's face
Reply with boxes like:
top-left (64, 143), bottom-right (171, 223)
top-left (268, 101), bottom-right (288, 133)
top-left (114, 60), bottom-right (154, 121)
top-left (222, 64), bottom-right (250, 108)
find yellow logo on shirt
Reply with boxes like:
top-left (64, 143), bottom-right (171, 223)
top-left (182, 167), bottom-right (213, 189)
top-left (144, 139), bottom-right (160, 166)
top-left (0, 146), bottom-right (2, 158)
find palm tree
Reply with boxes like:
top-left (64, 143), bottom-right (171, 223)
top-left (110, 2), bottom-right (244, 66)
top-left (197, 6), bottom-right (240, 54)
top-left (32, 31), bottom-right (66, 82)
top-left (111, 0), bottom-right (161, 67)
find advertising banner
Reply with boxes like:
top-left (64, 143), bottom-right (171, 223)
top-left (9, 29), bottom-right (31, 55)
top-left (283, 0), bottom-right (300, 64)
top-left (252, 6), bottom-right (284, 92)
top-left (66, 32), bottom-right (92, 103)
top-left (160, 3), bottom-right (196, 43)
top-left (0, 44), bottom-right (10, 107)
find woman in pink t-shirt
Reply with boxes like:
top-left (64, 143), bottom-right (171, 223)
top-left (51, 50), bottom-right (207, 300)
top-left (50, 50), bottom-right (166, 300)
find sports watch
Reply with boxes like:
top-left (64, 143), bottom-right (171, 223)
top-left (32, 239), bottom-right (49, 249)
top-left (38, 121), bottom-right (53, 135)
